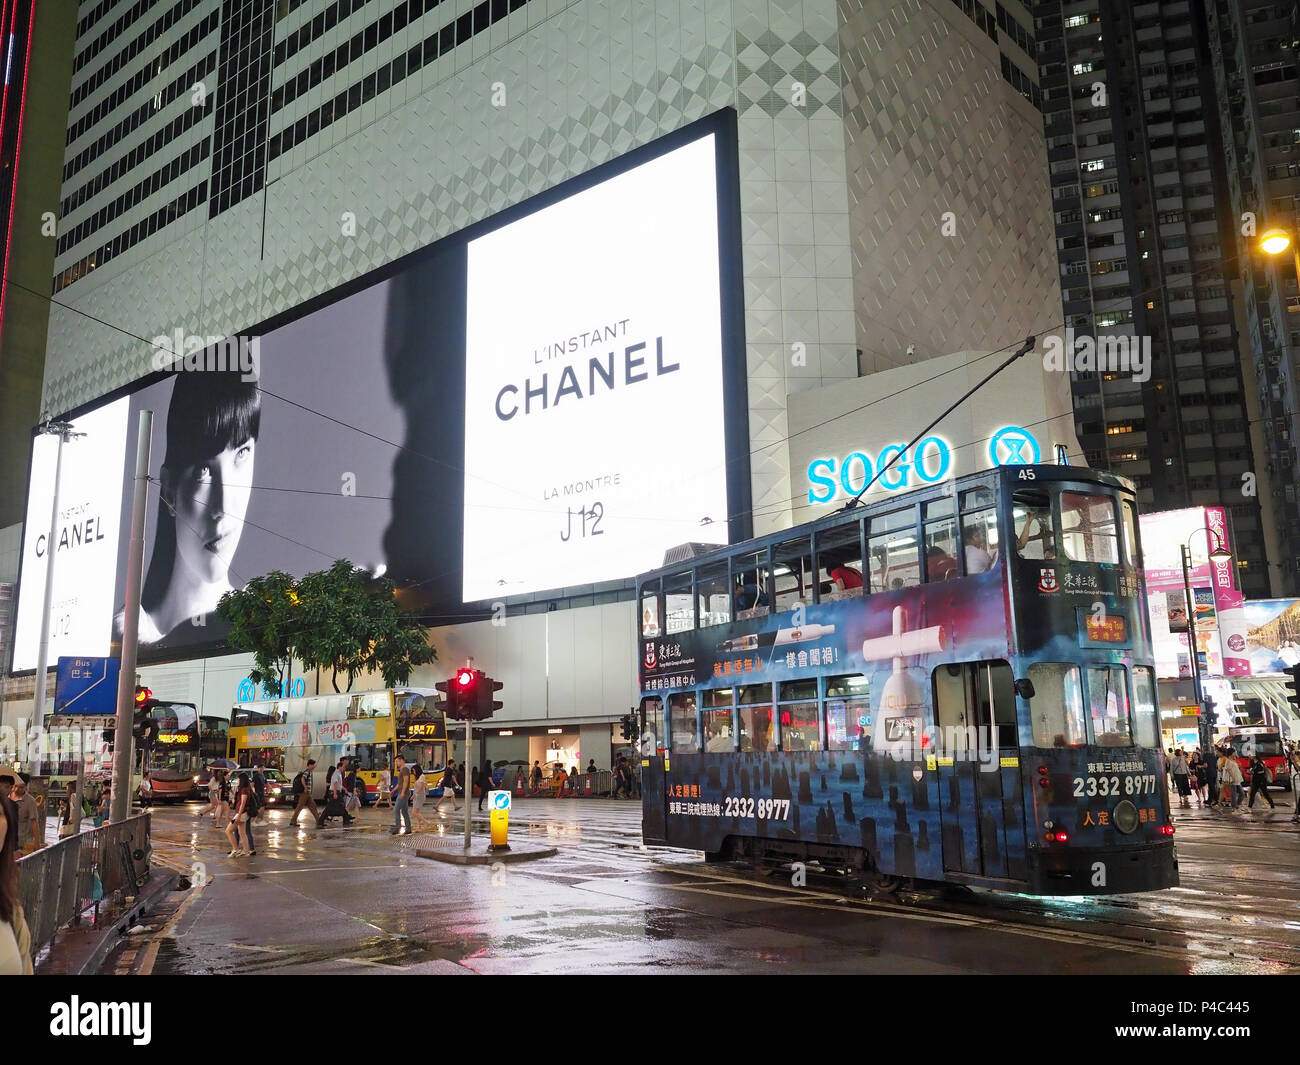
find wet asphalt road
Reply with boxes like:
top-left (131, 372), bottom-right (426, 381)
top-left (109, 792), bottom-right (1300, 975)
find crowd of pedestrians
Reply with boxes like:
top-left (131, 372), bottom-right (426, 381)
top-left (1167, 742), bottom-right (1300, 822)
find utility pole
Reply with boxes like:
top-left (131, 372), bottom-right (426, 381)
top-left (32, 419), bottom-right (85, 725)
top-left (111, 412), bottom-right (152, 823)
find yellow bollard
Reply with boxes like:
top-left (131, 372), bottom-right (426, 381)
top-left (488, 790), bottom-right (510, 851)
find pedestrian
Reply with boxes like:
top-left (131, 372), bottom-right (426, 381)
top-left (225, 775), bottom-right (252, 857)
top-left (390, 754), bottom-right (412, 835)
top-left (246, 764), bottom-right (266, 856)
top-left (318, 757), bottom-right (354, 827)
top-left (0, 789), bottom-right (34, 974)
top-left (1170, 749), bottom-right (1191, 808)
top-left (586, 758), bottom-right (598, 775)
top-left (553, 763), bottom-right (568, 797)
top-left (570, 764), bottom-right (581, 796)
top-left (409, 764), bottom-right (429, 828)
top-left (611, 756), bottom-right (629, 799)
top-left (1219, 747), bottom-right (1245, 808)
top-left (343, 761), bottom-right (362, 818)
top-left (216, 769), bottom-right (231, 828)
top-left (12, 775), bottom-right (42, 857)
top-left (96, 785), bottom-right (111, 826)
top-left (1202, 746), bottom-right (1219, 809)
top-left (478, 761), bottom-right (493, 812)
top-left (138, 768), bottom-right (153, 809)
top-left (289, 759), bottom-right (319, 827)
top-left (1187, 750), bottom-right (1204, 808)
top-left (1247, 753), bottom-right (1276, 809)
top-left (200, 770), bottom-right (222, 822)
top-left (530, 760), bottom-right (543, 792)
top-left (432, 761), bottom-right (460, 815)
top-left (376, 763), bottom-right (392, 808)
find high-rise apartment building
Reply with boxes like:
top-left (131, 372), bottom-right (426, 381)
top-left (1032, 0), bottom-right (1299, 599)
top-left (1204, 0), bottom-right (1300, 591)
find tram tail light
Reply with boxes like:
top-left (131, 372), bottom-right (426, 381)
top-left (1054, 831), bottom-right (1068, 842)
top-left (1037, 777), bottom-right (1051, 788)
top-left (1159, 824), bottom-right (1175, 836)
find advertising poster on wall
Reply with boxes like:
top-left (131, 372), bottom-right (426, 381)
top-left (14, 112), bottom-right (748, 670)
top-left (1138, 506), bottom-right (1249, 679)
top-left (1241, 598), bottom-right (1300, 676)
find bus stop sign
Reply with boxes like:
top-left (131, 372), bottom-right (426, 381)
top-left (55, 656), bottom-right (120, 715)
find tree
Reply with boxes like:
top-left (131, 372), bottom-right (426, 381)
top-left (225, 559), bottom-right (438, 694)
top-left (216, 570), bottom-right (300, 695)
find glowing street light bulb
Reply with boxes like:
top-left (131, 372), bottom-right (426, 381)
top-left (1259, 229), bottom-right (1292, 256)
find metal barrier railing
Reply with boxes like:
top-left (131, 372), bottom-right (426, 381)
top-left (17, 813), bottom-right (151, 961)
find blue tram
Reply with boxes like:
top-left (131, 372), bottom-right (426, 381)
top-left (635, 461), bottom-right (1178, 895)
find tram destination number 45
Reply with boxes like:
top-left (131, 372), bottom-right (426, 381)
top-left (1072, 773), bottom-right (1158, 798)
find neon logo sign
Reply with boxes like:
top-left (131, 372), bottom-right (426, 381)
top-left (806, 436), bottom-right (952, 504)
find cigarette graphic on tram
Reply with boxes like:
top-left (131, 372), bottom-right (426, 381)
top-left (860, 605), bottom-right (946, 757)
top-left (717, 624), bottom-right (837, 658)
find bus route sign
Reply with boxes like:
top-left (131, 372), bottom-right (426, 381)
top-left (54, 656), bottom-right (120, 715)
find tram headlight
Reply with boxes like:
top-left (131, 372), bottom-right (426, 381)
top-left (1113, 799), bottom-right (1139, 834)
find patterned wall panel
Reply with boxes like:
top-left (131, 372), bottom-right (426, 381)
top-left (43, 0), bottom-right (850, 539)
top-left (838, 0), bottom-right (1060, 374)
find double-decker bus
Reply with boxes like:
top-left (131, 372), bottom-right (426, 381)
top-left (635, 461), bottom-right (1178, 896)
top-left (227, 688), bottom-right (446, 802)
top-left (1227, 725), bottom-right (1291, 791)
top-left (146, 701), bottom-right (230, 801)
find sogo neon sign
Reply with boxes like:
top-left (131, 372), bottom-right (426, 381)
top-left (806, 436), bottom-right (952, 504)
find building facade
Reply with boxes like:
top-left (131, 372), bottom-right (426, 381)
top-left (5, 0), bottom-right (1062, 749)
top-left (1031, 0), bottom-right (1299, 600)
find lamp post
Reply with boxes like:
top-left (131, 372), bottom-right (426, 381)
top-left (32, 419), bottom-right (85, 726)
top-left (1179, 527), bottom-right (1232, 757)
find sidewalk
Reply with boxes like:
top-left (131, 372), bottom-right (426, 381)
top-left (37, 869), bottom-right (178, 975)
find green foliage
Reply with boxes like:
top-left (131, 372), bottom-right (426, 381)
top-left (217, 560), bottom-right (437, 693)
top-left (216, 570), bottom-right (298, 692)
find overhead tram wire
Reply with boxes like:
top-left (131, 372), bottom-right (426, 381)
top-left (842, 335), bottom-right (1037, 509)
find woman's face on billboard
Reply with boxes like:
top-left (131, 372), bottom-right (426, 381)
top-left (170, 437), bottom-right (255, 586)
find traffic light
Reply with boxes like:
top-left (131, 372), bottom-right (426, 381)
top-left (434, 677), bottom-right (460, 718)
top-left (621, 713), bottom-right (638, 741)
top-left (475, 674), bottom-right (503, 720)
top-left (1285, 665), bottom-right (1300, 715)
top-left (134, 685), bottom-right (152, 707)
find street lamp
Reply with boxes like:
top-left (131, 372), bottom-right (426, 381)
top-left (1259, 227), bottom-right (1300, 311)
top-left (1180, 527), bottom-right (1232, 757)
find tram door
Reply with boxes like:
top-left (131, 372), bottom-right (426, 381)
top-left (932, 661), bottom-right (1026, 880)
top-left (639, 697), bottom-right (667, 843)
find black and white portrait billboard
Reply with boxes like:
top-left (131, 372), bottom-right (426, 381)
top-left (13, 110), bottom-right (749, 668)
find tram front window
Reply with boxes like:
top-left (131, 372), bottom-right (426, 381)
top-left (1028, 663), bottom-right (1086, 747)
top-left (1085, 665), bottom-right (1132, 746)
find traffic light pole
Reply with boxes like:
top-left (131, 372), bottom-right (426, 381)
top-left (111, 411), bottom-right (152, 824)
top-left (463, 716), bottom-right (472, 851)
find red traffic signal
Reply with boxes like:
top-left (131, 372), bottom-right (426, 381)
top-left (134, 685), bottom-right (152, 706)
top-left (457, 669), bottom-right (475, 687)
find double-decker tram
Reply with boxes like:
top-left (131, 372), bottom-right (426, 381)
top-left (635, 461), bottom-right (1178, 895)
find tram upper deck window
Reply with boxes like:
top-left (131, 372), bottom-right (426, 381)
top-left (960, 487), bottom-right (999, 574)
top-left (733, 549), bottom-right (771, 620)
top-left (923, 499), bottom-right (958, 582)
top-left (665, 571), bottom-right (695, 634)
top-left (1085, 664), bottom-right (1132, 746)
top-left (670, 693), bottom-right (699, 753)
top-left (1121, 498), bottom-right (1140, 567)
top-left (825, 673), bottom-right (870, 751)
top-left (816, 519), bottom-right (864, 601)
top-left (698, 561), bottom-right (731, 628)
top-left (1061, 491), bottom-right (1120, 564)
top-left (1131, 666), bottom-right (1159, 748)
top-left (1012, 489), bottom-right (1055, 560)
top-left (773, 537), bottom-right (812, 612)
top-left (869, 508), bottom-right (920, 591)
top-left (1028, 663), bottom-right (1086, 747)
top-left (640, 580), bottom-right (662, 638)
